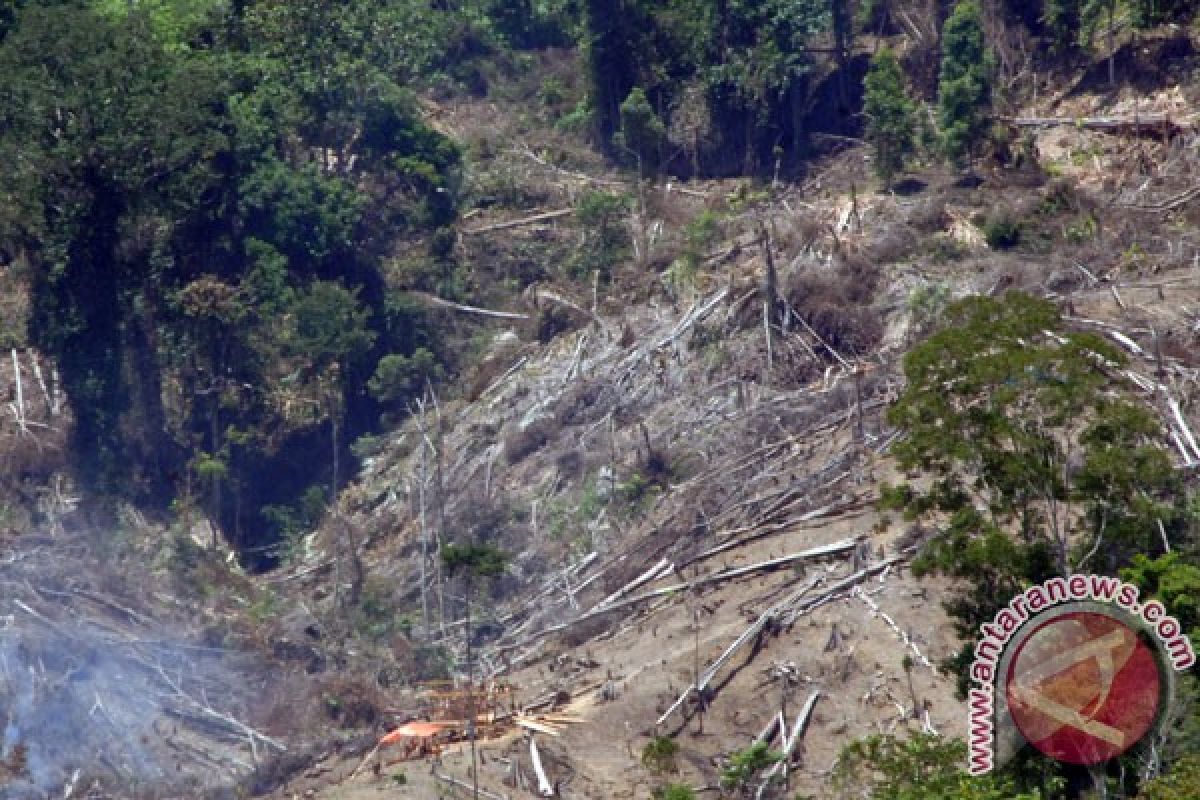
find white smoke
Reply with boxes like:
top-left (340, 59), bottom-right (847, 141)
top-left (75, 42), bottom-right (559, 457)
top-left (0, 537), bottom-right (276, 798)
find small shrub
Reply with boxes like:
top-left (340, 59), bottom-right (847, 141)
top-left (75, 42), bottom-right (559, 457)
top-left (907, 283), bottom-right (951, 338)
top-left (568, 190), bottom-right (631, 281)
top-left (642, 735), bottom-right (680, 774)
top-left (720, 741), bottom-right (781, 793)
top-left (924, 234), bottom-right (967, 263)
top-left (537, 77), bottom-right (567, 107)
top-left (1063, 213), bottom-right (1098, 244)
top-left (535, 303), bottom-right (580, 343)
top-left (979, 206), bottom-right (1021, 249)
top-left (617, 471), bottom-right (654, 508)
top-left (653, 783), bottom-right (695, 800)
top-left (1038, 178), bottom-right (1079, 216)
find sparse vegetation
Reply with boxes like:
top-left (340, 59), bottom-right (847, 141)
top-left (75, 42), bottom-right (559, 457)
top-left (720, 741), bottom-right (781, 796)
top-left (642, 735), bottom-right (680, 774)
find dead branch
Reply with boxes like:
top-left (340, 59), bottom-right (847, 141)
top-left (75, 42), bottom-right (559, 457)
top-left (1117, 183), bottom-right (1200, 213)
top-left (434, 769), bottom-right (510, 800)
top-left (754, 691), bottom-right (820, 800)
top-left (589, 557), bottom-right (672, 614)
top-left (656, 574), bottom-right (826, 726)
top-left (405, 291), bottom-right (530, 320)
top-left (463, 208), bottom-right (573, 235)
top-left (853, 586), bottom-right (933, 670)
top-left (1005, 113), bottom-right (1189, 138)
top-left (529, 736), bottom-right (554, 797)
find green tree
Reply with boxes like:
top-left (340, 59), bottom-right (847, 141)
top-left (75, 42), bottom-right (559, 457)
top-left (702, 0), bottom-right (829, 173)
top-left (368, 349), bottom-right (442, 409)
top-left (937, 0), bottom-right (991, 165)
top-left (618, 87), bottom-right (668, 175)
top-left (1042, 0), bottom-right (1081, 55)
top-left (884, 293), bottom-right (1182, 688)
top-left (1139, 754), bottom-right (1200, 799)
top-left (833, 733), bottom-right (1059, 799)
top-left (863, 47), bottom-right (916, 187)
top-left (654, 784), bottom-right (697, 800)
top-left (720, 741), bottom-right (781, 796)
top-left (1122, 552), bottom-right (1200, 653)
top-left (0, 4), bottom-right (230, 494)
top-left (642, 735), bottom-right (681, 774)
top-left (1128, 0), bottom-right (1194, 26)
top-left (581, 0), bottom-right (642, 148)
top-left (569, 190), bottom-right (630, 281)
top-left (441, 542), bottom-right (509, 800)
top-left (830, 0), bottom-right (853, 105)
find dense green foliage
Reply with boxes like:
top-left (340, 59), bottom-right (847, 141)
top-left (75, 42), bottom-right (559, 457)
top-left (884, 293), bottom-right (1186, 690)
top-left (1042, 0), bottom-right (1081, 54)
top-left (582, 0), bottom-right (830, 175)
top-left (833, 733), bottom-right (1060, 799)
top-left (864, 47), bottom-right (916, 186)
top-left (1137, 753), bottom-right (1200, 799)
top-left (0, 0), bottom-right (461, 561)
top-left (642, 735), bottom-right (681, 774)
top-left (937, 0), bottom-right (991, 165)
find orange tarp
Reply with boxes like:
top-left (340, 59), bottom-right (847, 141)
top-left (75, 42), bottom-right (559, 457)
top-left (379, 722), bottom-right (449, 746)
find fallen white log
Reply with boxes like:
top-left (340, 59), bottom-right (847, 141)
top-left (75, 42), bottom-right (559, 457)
top-left (1167, 397), bottom-right (1200, 464)
top-left (692, 532), bottom-right (857, 568)
top-left (654, 286), bottom-right (730, 351)
top-left (530, 736), bottom-right (555, 797)
top-left (754, 691), bottom-right (820, 800)
top-left (407, 291), bottom-right (530, 320)
top-left (656, 575), bottom-right (824, 726)
top-left (28, 350), bottom-right (53, 415)
top-left (11, 349), bottom-right (26, 434)
top-left (754, 713), bottom-right (781, 746)
top-left (1106, 330), bottom-right (1143, 356)
top-left (464, 207), bottom-right (573, 234)
top-left (590, 558), bottom-right (672, 614)
top-left (853, 587), bottom-right (933, 670)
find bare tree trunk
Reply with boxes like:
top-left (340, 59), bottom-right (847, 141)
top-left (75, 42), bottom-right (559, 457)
top-left (465, 584), bottom-right (480, 800)
top-left (431, 387), bottom-right (448, 632)
top-left (759, 221), bottom-right (780, 375)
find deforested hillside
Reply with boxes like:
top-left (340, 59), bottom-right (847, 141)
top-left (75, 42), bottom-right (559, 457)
top-left (1, 1), bottom-right (1200, 799)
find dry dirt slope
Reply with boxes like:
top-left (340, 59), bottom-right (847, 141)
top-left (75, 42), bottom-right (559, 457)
top-left (281, 193), bottom-right (1200, 800)
top-left (253, 37), bottom-right (1200, 797)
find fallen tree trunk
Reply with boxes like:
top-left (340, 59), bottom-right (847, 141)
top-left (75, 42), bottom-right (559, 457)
top-left (754, 691), bottom-right (820, 800)
top-left (500, 541), bottom-right (872, 654)
top-left (1005, 113), bottom-right (1186, 138)
top-left (464, 208), bottom-right (573, 234)
top-left (530, 736), bottom-right (555, 797)
top-left (656, 554), bottom-right (906, 726)
top-left (406, 291), bottom-right (530, 320)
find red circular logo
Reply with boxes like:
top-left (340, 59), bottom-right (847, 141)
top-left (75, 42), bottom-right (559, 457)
top-left (1005, 611), bottom-right (1161, 765)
